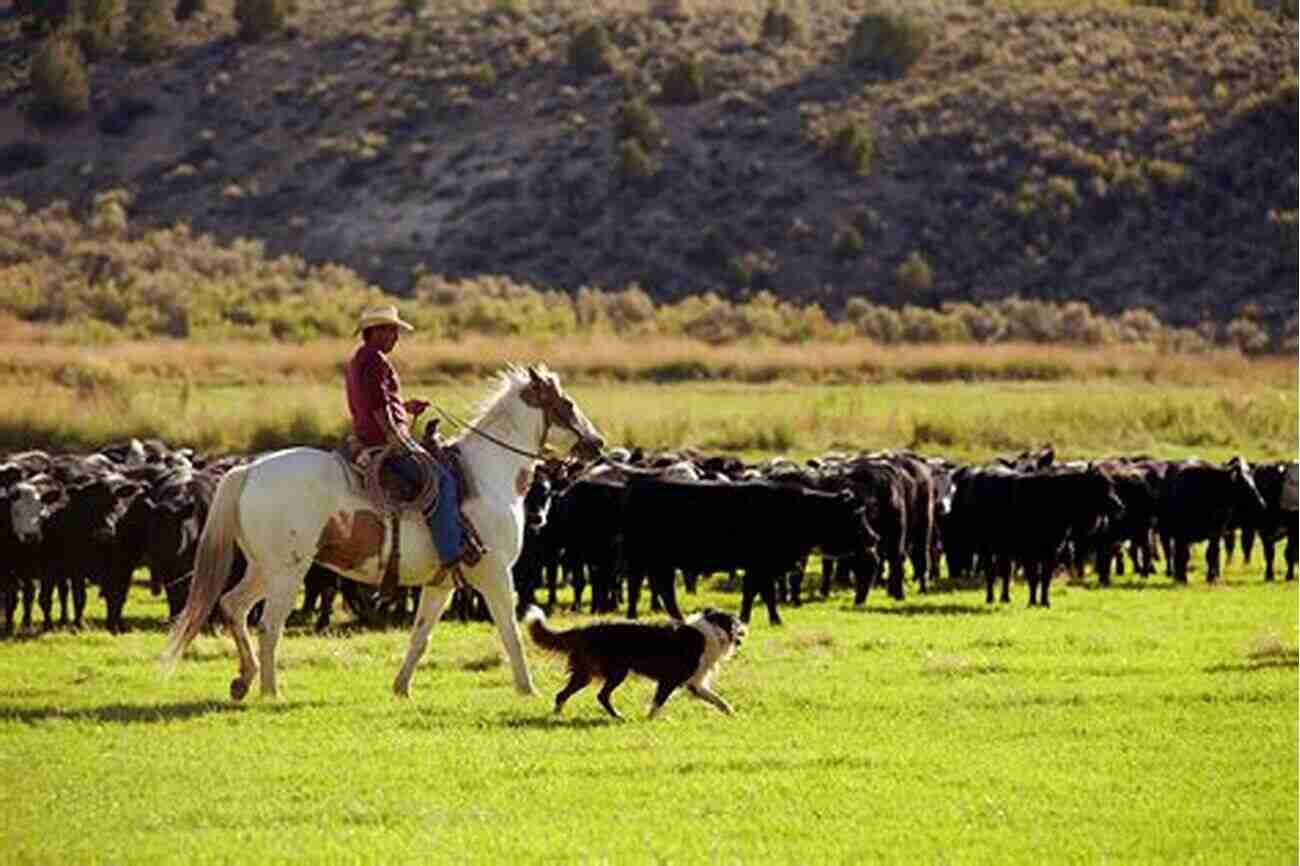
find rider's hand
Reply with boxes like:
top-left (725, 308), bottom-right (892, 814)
top-left (405, 399), bottom-right (430, 418)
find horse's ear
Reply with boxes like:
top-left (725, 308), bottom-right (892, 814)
top-left (527, 365), bottom-right (543, 383)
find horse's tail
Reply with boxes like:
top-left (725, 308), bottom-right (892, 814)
top-left (161, 464), bottom-right (251, 674)
top-left (522, 606), bottom-right (577, 654)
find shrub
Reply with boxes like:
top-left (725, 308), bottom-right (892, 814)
top-left (660, 55), bottom-right (706, 104)
top-left (29, 35), bottom-right (90, 121)
top-left (174, 0), bottom-right (204, 21)
top-left (846, 10), bottom-right (930, 77)
top-left (828, 122), bottom-right (872, 175)
top-left (617, 138), bottom-right (657, 182)
top-left (832, 225), bottom-right (865, 259)
top-left (761, 3), bottom-right (803, 44)
top-left (648, 0), bottom-right (690, 19)
top-left (78, 0), bottom-right (120, 60)
top-left (492, 0), bottom-right (527, 18)
top-left (400, 0), bottom-right (425, 16)
top-left (1225, 317), bottom-right (1270, 354)
top-left (895, 251), bottom-right (934, 293)
top-left (234, 0), bottom-right (287, 42)
top-left (125, 0), bottom-right (172, 62)
top-left (569, 22), bottom-right (613, 77)
top-left (615, 96), bottom-right (664, 149)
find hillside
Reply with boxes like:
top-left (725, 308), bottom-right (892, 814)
top-left (0, 0), bottom-right (1296, 333)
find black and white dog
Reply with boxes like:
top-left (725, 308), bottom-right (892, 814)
top-left (523, 606), bottom-right (746, 720)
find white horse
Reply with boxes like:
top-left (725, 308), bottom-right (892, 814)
top-left (161, 364), bottom-right (604, 702)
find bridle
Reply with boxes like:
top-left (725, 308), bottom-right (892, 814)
top-left (435, 405), bottom-right (553, 462)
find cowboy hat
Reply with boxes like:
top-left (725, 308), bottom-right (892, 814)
top-left (355, 305), bottom-right (415, 336)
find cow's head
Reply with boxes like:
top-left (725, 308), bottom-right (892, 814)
top-left (817, 489), bottom-right (881, 560)
top-left (523, 474), bottom-right (553, 532)
top-left (72, 478), bottom-right (144, 542)
top-left (7, 483), bottom-right (60, 544)
top-left (1226, 456), bottom-right (1267, 514)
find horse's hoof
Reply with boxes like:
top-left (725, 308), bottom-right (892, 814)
top-left (230, 677), bottom-right (249, 702)
top-left (393, 680), bottom-right (411, 699)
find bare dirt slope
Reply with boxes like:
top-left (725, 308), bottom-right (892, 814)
top-left (0, 0), bottom-right (1295, 329)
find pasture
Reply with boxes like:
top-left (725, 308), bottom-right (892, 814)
top-left (0, 369), bottom-right (1295, 462)
top-left (2, 565), bottom-right (1297, 865)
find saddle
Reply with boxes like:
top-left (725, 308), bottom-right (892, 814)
top-left (335, 420), bottom-right (484, 600)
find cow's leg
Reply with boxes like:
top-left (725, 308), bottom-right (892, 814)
top-left (759, 570), bottom-right (782, 626)
top-left (821, 557), bottom-right (836, 599)
top-left (910, 541), bottom-right (930, 594)
top-left (1262, 535), bottom-right (1276, 582)
top-left (70, 574), bottom-right (88, 629)
top-left (985, 569), bottom-right (995, 605)
top-left (393, 581), bottom-right (455, 698)
top-left (54, 575), bottom-right (70, 626)
top-left (37, 575), bottom-right (56, 629)
top-left (1206, 537), bottom-right (1221, 582)
top-left (315, 579), bottom-right (337, 631)
top-left (999, 556), bottom-right (1012, 604)
top-left (887, 555), bottom-right (905, 601)
top-left (788, 566), bottom-right (803, 607)
top-left (656, 569), bottom-right (684, 621)
top-left (682, 570), bottom-right (699, 595)
top-left (18, 571), bottom-right (35, 630)
top-left (1026, 561), bottom-right (1040, 607)
top-left (854, 564), bottom-right (874, 606)
top-left (739, 571), bottom-right (756, 624)
top-left (1173, 539), bottom-right (1189, 583)
top-left (1040, 557), bottom-right (1055, 608)
top-left (1095, 544), bottom-right (1112, 587)
top-left (1285, 528), bottom-right (1297, 581)
top-left (625, 564), bottom-right (643, 620)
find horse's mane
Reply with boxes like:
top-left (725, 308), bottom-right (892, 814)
top-left (458, 363), bottom-right (552, 439)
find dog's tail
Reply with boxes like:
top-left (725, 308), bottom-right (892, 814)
top-left (522, 605), bottom-right (576, 654)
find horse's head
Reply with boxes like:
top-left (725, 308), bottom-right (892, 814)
top-left (520, 365), bottom-right (605, 461)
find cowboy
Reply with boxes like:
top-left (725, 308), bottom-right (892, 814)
top-left (345, 305), bottom-right (475, 586)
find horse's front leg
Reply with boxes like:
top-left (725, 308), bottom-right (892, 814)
top-left (474, 558), bottom-right (537, 697)
top-left (394, 582), bottom-right (455, 698)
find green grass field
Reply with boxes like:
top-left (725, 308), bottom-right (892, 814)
top-left (2, 563), bottom-right (1296, 865)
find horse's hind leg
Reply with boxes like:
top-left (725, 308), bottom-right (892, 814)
top-left (393, 582), bottom-right (455, 698)
top-left (219, 563), bottom-right (266, 702)
top-left (256, 576), bottom-right (304, 699)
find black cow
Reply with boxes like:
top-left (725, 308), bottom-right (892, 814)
top-left (1241, 461), bottom-right (1298, 582)
top-left (0, 481), bottom-right (60, 634)
top-left (36, 475), bottom-right (142, 629)
top-left (831, 458), bottom-right (908, 601)
top-left (1000, 467), bottom-right (1126, 607)
top-left (621, 478), bottom-right (878, 625)
top-left (512, 471), bottom-right (556, 616)
top-left (1089, 460), bottom-right (1161, 585)
top-left (1159, 457), bottom-right (1267, 583)
top-left (544, 471), bottom-right (627, 614)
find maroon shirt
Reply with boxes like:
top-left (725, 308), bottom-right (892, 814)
top-left (345, 343), bottom-right (410, 447)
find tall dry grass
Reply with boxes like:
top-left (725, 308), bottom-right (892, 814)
top-left (0, 337), bottom-right (1293, 459)
top-left (0, 336), bottom-right (1292, 388)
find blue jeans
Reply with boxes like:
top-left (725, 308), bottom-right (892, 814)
top-left (387, 453), bottom-right (464, 566)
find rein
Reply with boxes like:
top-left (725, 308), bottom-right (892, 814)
top-left (435, 406), bottom-right (552, 462)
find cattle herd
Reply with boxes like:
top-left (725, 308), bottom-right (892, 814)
top-left (0, 438), bottom-right (1296, 638)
